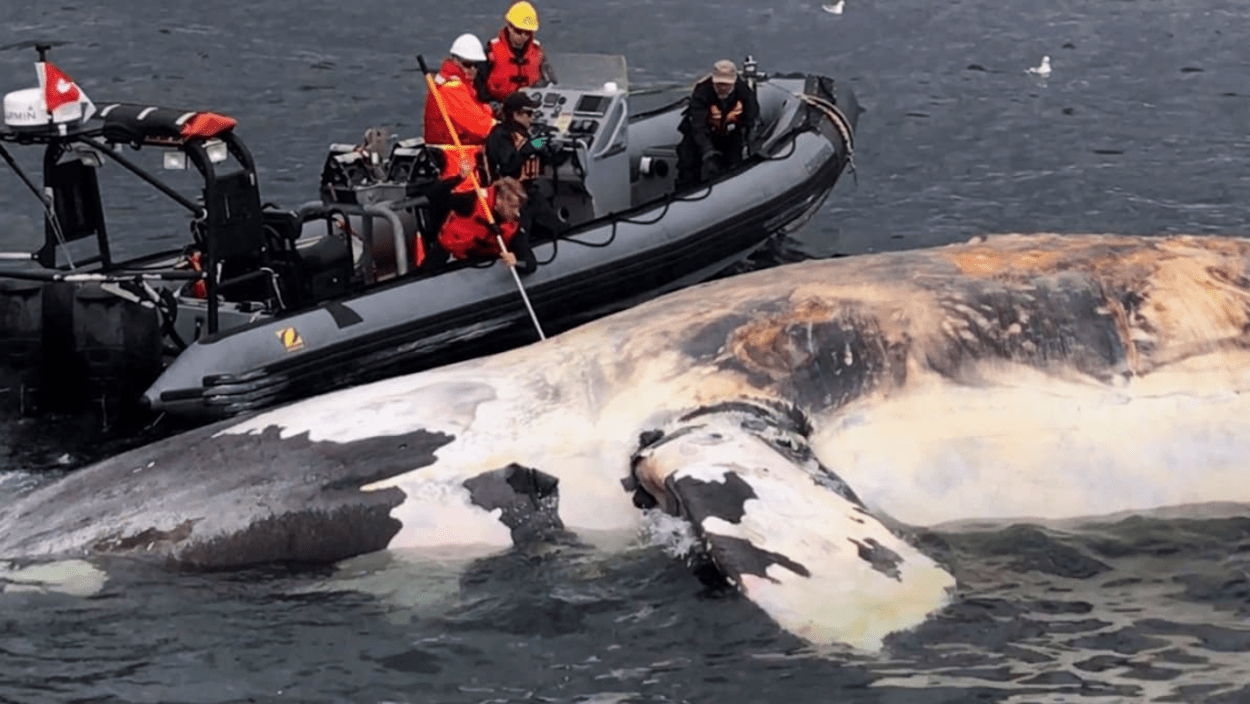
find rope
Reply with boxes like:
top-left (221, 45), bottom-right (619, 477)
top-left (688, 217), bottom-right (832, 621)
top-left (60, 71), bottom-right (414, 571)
top-left (793, 92), bottom-right (856, 180)
top-left (0, 143), bottom-right (75, 267)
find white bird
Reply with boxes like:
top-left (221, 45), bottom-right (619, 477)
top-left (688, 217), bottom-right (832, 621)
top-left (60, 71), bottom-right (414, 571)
top-left (1027, 55), bottom-right (1052, 77)
top-left (822, 0), bottom-right (844, 14)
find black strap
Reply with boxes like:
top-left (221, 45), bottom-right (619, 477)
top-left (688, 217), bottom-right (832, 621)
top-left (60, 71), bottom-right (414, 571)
top-left (324, 301), bottom-right (364, 328)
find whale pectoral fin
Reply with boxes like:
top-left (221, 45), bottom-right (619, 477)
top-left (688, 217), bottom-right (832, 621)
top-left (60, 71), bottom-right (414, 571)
top-left (631, 414), bottom-right (956, 651)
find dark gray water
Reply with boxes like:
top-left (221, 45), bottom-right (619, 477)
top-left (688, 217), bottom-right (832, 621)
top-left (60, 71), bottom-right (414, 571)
top-left (3, 0), bottom-right (1250, 701)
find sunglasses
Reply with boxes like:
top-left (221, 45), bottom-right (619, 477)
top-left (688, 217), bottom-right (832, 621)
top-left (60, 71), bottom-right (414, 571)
top-left (517, 107), bottom-right (536, 116)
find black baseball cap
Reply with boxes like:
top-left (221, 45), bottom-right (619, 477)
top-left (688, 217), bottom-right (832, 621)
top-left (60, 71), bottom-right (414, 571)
top-left (502, 91), bottom-right (541, 114)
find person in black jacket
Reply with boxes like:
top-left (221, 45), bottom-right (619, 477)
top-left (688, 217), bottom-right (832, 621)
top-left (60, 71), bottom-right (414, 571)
top-left (485, 91), bottom-right (561, 245)
top-left (675, 59), bottom-right (761, 191)
top-left (485, 91), bottom-right (546, 180)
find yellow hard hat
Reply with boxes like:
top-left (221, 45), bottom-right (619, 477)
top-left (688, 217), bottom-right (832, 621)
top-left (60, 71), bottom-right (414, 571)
top-left (505, 1), bottom-right (540, 31)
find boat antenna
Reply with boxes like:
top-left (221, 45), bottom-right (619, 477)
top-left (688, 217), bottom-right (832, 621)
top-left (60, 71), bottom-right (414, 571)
top-left (742, 54), bottom-right (758, 91)
top-left (416, 53), bottom-right (546, 342)
top-left (35, 43), bottom-right (51, 62)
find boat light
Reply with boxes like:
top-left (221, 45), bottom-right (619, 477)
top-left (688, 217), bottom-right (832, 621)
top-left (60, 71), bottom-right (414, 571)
top-left (73, 147), bottom-right (102, 167)
top-left (204, 138), bottom-right (229, 164)
top-left (163, 150), bottom-right (187, 170)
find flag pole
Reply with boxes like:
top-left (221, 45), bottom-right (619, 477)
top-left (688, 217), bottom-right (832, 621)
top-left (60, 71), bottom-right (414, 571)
top-left (418, 54), bottom-right (546, 342)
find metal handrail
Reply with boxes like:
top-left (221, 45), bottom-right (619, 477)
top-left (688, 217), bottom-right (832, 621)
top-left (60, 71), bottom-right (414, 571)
top-left (298, 195), bottom-right (429, 280)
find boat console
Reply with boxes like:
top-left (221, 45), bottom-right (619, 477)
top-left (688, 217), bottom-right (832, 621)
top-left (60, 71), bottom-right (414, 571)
top-left (523, 82), bottom-right (631, 223)
top-left (521, 53), bottom-right (634, 224)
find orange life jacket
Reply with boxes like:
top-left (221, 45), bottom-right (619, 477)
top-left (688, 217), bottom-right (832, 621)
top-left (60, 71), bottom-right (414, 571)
top-left (496, 130), bottom-right (543, 183)
top-left (483, 31), bottom-right (544, 103)
top-left (707, 101), bottom-right (746, 136)
top-left (437, 185), bottom-right (519, 261)
top-left (433, 143), bottom-right (487, 194)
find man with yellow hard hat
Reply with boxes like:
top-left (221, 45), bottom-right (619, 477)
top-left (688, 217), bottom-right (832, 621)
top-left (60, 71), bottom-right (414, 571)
top-left (478, 1), bottom-right (556, 103)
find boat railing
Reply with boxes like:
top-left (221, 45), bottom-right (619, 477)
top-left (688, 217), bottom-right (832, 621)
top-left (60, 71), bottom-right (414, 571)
top-left (297, 195), bottom-right (429, 283)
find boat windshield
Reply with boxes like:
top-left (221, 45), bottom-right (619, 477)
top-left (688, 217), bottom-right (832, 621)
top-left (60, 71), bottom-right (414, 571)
top-left (544, 53), bottom-right (628, 92)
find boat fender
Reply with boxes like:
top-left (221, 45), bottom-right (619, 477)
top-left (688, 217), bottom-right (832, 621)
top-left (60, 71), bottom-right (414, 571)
top-left (638, 155), bottom-right (669, 179)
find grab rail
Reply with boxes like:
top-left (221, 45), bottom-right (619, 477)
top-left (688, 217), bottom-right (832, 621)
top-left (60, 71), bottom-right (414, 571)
top-left (298, 196), bottom-right (428, 281)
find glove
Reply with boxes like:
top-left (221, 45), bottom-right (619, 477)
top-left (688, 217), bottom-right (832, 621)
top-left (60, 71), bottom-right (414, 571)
top-left (700, 150), bottom-right (724, 181)
top-left (528, 135), bottom-right (548, 150)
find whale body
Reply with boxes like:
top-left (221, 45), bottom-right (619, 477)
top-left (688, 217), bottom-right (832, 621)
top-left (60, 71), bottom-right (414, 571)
top-left (5, 232), bottom-right (1250, 650)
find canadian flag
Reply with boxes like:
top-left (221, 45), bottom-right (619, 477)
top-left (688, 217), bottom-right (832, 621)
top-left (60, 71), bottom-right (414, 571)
top-left (35, 61), bottom-right (96, 123)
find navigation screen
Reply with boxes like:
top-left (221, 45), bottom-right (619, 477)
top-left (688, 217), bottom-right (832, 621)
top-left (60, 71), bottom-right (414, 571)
top-left (574, 94), bottom-right (607, 115)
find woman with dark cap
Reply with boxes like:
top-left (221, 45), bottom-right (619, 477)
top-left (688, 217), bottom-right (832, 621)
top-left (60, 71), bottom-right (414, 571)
top-left (485, 91), bottom-right (546, 180)
top-left (485, 91), bottom-right (562, 242)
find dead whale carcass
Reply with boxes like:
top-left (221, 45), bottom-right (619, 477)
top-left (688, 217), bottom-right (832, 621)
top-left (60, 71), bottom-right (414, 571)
top-left (5, 232), bottom-right (1250, 650)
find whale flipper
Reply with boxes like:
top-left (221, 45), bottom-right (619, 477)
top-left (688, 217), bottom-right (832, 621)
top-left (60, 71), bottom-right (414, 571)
top-left (630, 402), bottom-right (956, 650)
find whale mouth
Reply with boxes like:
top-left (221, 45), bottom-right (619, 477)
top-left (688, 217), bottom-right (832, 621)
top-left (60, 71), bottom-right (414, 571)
top-left (627, 398), bottom-right (955, 650)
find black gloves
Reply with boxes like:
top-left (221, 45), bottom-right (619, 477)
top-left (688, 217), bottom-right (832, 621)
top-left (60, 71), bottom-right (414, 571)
top-left (701, 150), bottom-right (724, 181)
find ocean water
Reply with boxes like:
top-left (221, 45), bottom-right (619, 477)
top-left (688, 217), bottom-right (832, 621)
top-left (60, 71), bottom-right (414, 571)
top-left (3, 0), bottom-right (1250, 701)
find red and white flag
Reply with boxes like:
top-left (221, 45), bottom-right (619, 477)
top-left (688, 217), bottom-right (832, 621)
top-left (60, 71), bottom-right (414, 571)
top-left (35, 61), bottom-right (96, 123)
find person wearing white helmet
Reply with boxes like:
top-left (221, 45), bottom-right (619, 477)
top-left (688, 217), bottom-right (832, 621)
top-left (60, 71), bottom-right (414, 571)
top-left (423, 33), bottom-right (496, 147)
top-left (479, 1), bottom-right (556, 103)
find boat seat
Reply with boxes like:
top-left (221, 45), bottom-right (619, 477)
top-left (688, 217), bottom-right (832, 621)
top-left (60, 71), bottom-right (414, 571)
top-left (294, 230), bottom-right (353, 299)
top-left (36, 157), bottom-right (110, 269)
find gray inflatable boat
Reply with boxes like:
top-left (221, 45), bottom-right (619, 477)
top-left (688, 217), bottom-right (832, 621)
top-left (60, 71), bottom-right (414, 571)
top-left (0, 50), bottom-right (856, 424)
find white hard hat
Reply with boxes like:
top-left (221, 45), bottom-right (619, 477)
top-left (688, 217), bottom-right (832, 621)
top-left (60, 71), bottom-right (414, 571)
top-left (449, 33), bottom-right (487, 63)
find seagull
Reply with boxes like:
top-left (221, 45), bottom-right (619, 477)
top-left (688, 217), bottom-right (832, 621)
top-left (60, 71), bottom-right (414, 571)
top-left (1027, 55), bottom-right (1052, 77)
top-left (822, 0), bottom-right (844, 14)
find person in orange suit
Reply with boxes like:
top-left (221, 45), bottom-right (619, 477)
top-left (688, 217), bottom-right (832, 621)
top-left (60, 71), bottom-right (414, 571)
top-left (437, 176), bottom-right (538, 274)
top-left (424, 33), bottom-right (496, 147)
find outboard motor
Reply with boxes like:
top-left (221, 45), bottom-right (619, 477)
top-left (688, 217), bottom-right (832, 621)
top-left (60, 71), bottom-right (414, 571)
top-left (70, 283), bottom-right (162, 423)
